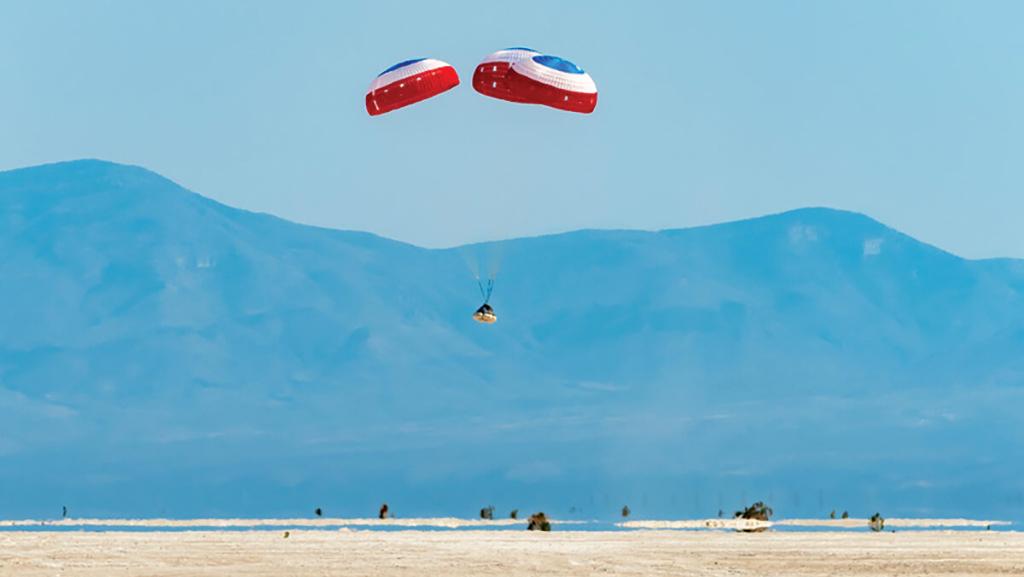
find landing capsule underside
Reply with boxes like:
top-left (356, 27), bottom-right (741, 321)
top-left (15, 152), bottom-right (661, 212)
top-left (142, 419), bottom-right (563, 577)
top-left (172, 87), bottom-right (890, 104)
top-left (473, 303), bottom-right (497, 324)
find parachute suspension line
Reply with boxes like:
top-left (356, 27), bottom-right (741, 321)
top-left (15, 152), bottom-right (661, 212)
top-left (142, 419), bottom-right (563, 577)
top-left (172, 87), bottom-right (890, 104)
top-left (477, 276), bottom-right (493, 305)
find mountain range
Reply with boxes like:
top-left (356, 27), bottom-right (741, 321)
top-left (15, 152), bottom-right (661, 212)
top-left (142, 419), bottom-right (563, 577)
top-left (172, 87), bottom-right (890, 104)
top-left (1, 159), bottom-right (1022, 521)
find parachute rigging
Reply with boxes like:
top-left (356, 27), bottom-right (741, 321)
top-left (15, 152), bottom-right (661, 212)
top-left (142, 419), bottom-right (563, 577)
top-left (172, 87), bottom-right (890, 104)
top-left (462, 245), bottom-right (500, 325)
top-left (473, 278), bottom-right (497, 324)
top-left (478, 278), bottom-right (494, 304)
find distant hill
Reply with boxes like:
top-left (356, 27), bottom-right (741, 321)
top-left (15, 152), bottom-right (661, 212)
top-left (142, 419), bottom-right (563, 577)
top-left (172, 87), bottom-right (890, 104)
top-left (1, 160), bottom-right (1022, 521)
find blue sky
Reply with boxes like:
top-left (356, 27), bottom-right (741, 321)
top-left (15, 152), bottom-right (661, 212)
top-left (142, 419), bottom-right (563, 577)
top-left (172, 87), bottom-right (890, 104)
top-left (1, 0), bottom-right (1022, 257)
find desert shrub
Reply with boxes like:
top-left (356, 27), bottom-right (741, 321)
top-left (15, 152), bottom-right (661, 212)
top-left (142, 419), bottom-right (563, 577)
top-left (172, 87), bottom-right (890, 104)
top-left (734, 501), bottom-right (773, 521)
top-left (869, 513), bottom-right (885, 532)
top-left (733, 501), bottom-right (772, 532)
top-left (528, 512), bottom-right (551, 531)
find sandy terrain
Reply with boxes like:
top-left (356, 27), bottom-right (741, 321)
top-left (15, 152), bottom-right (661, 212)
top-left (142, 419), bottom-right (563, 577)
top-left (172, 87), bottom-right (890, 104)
top-left (3, 516), bottom-right (1003, 530)
top-left (2, 529), bottom-right (1022, 576)
top-left (0, 517), bottom-right (535, 529)
top-left (620, 518), bottom-right (1011, 530)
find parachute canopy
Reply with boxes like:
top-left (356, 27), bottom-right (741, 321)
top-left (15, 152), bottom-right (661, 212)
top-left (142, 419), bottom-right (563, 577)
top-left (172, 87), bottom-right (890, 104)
top-left (472, 47), bottom-right (541, 103)
top-left (366, 58), bottom-right (460, 116)
top-left (474, 50), bottom-right (597, 114)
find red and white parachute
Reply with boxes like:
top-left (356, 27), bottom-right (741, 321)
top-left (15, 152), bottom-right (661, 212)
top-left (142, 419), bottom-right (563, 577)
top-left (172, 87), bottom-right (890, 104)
top-left (365, 58), bottom-right (460, 116)
top-left (366, 51), bottom-right (597, 116)
top-left (473, 50), bottom-right (597, 114)
top-left (471, 47), bottom-right (541, 103)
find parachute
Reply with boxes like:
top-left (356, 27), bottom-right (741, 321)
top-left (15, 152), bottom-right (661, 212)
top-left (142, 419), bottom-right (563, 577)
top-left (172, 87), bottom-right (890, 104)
top-left (473, 50), bottom-right (597, 114)
top-left (366, 58), bottom-right (460, 116)
top-left (472, 47), bottom-right (541, 103)
top-left (505, 54), bottom-right (597, 113)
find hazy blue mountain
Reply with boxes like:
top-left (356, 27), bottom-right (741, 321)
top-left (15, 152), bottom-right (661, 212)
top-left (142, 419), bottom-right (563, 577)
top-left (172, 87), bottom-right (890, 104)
top-left (1, 160), bottom-right (1022, 521)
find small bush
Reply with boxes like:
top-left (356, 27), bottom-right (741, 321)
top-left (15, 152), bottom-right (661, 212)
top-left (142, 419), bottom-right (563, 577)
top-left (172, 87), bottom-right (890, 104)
top-left (869, 513), bottom-right (885, 532)
top-left (528, 512), bottom-right (551, 531)
top-left (733, 501), bottom-right (772, 532)
top-left (734, 501), bottom-right (773, 521)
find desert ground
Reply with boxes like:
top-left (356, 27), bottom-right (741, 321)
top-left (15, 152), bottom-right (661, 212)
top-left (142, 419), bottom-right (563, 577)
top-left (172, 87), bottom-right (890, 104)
top-left (2, 529), bottom-right (1023, 576)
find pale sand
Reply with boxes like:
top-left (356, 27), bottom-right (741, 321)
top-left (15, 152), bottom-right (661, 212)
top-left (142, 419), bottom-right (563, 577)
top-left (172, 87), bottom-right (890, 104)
top-left (0, 517), bottom-right (538, 529)
top-left (2, 530), bottom-right (1023, 576)
top-left (4, 517), bottom-right (1003, 530)
top-left (620, 518), bottom-right (1012, 530)
top-left (777, 518), bottom-right (1012, 529)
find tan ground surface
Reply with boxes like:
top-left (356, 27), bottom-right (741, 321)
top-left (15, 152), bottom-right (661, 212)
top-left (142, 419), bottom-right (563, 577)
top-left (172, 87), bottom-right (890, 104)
top-left (2, 530), bottom-right (1023, 576)
top-left (1, 516), bottom-right (1001, 530)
